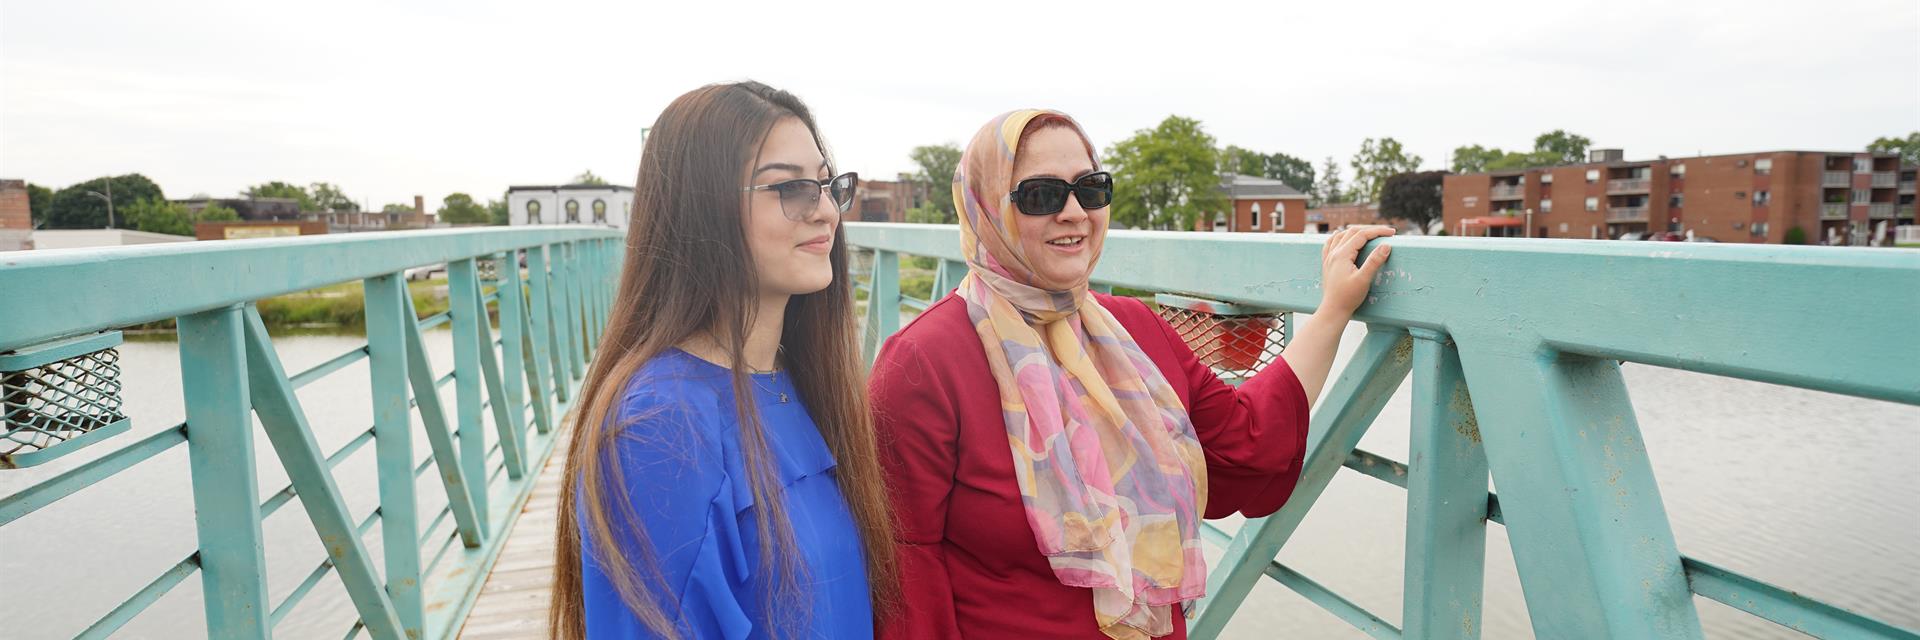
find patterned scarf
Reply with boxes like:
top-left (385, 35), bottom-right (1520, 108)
top-left (951, 110), bottom-right (1209, 639)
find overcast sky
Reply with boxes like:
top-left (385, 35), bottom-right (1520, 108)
top-left (3, 0), bottom-right (1916, 209)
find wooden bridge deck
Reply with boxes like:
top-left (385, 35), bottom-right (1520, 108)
top-left (457, 445), bottom-right (566, 640)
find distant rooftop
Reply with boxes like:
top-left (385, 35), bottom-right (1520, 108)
top-left (507, 183), bottom-right (634, 193)
top-left (1221, 173), bottom-right (1308, 199)
top-left (1475, 149), bottom-right (1907, 176)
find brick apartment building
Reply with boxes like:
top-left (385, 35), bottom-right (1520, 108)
top-left (851, 174), bottom-right (929, 223)
top-left (1198, 173), bottom-right (1312, 233)
top-left (1443, 149), bottom-right (1917, 245)
top-left (1302, 202), bottom-right (1393, 234)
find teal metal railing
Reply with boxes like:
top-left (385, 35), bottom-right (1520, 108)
top-left (846, 222), bottom-right (1920, 640)
top-left (0, 227), bottom-right (622, 639)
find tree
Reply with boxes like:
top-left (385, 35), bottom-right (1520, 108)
top-left (246, 181), bottom-right (317, 212)
top-left (1450, 131), bottom-right (1596, 174)
top-left (309, 182), bottom-right (359, 213)
top-left (487, 197), bottom-right (509, 226)
top-left (1450, 144), bottom-right (1508, 174)
top-left (1313, 156), bottom-right (1345, 206)
top-left (572, 170), bottom-right (609, 186)
top-left (908, 143), bottom-right (963, 223)
top-left (906, 203), bottom-right (947, 224)
top-left (1379, 171), bottom-right (1447, 232)
top-left (381, 203), bottom-right (415, 215)
top-left (1533, 130), bottom-right (1592, 165)
top-left (1267, 152), bottom-right (1315, 195)
top-left (1783, 226), bottom-right (1808, 245)
top-left (1221, 145), bottom-right (1315, 194)
top-left (47, 174), bottom-right (164, 229)
top-left (26, 183), bottom-right (52, 228)
top-left (201, 202), bottom-right (241, 223)
top-left (1101, 115), bottom-right (1229, 231)
top-left (437, 193), bottom-right (491, 224)
top-left (1868, 132), bottom-right (1920, 165)
top-left (121, 198), bottom-right (239, 236)
top-left (1349, 138), bottom-right (1423, 203)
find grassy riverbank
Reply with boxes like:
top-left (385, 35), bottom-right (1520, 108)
top-left (130, 278), bottom-right (472, 333)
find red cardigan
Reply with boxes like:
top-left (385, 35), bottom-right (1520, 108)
top-left (869, 293), bottom-right (1310, 639)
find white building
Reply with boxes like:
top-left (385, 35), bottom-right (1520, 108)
top-left (506, 184), bottom-right (634, 230)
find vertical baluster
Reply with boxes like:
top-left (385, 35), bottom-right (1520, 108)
top-left (526, 244), bottom-right (566, 404)
top-left (551, 243), bottom-right (580, 386)
top-left (497, 249), bottom-right (543, 438)
top-left (563, 241), bottom-right (586, 377)
top-left (177, 304), bottom-right (271, 639)
top-left (471, 269), bottom-right (526, 480)
top-left (1455, 340), bottom-right (1702, 639)
top-left (862, 249), bottom-right (900, 364)
top-left (1404, 329), bottom-right (1488, 640)
top-left (364, 273), bottom-right (423, 636)
top-left (1191, 328), bottom-right (1413, 639)
top-left (447, 259), bottom-right (490, 524)
top-left (402, 294), bottom-right (485, 546)
top-left (931, 258), bottom-right (969, 299)
top-left (240, 308), bottom-right (406, 640)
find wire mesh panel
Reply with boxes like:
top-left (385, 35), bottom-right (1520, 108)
top-left (1154, 293), bottom-right (1288, 383)
top-left (1, 332), bottom-right (131, 469)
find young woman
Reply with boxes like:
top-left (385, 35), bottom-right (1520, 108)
top-left (550, 81), bottom-right (898, 639)
top-left (869, 110), bottom-right (1395, 639)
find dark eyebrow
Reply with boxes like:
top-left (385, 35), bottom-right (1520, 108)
top-left (753, 160), bottom-right (831, 178)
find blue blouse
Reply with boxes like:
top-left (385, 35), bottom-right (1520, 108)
top-left (579, 348), bottom-right (871, 639)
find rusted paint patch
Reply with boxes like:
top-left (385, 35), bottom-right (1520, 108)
top-left (1450, 379), bottom-right (1481, 444)
top-left (1391, 335), bottom-right (1414, 366)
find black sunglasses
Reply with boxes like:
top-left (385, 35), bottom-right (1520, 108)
top-left (743, 172), bottom-right (859, 221)
top-left (1009, 171), bottom-right (1113, 216)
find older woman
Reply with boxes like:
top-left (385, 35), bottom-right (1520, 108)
top-left (869, 109), bottom-right (1393, 639)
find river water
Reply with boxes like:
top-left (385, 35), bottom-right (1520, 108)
top-left (2, 322), bottom-right (1915, 638)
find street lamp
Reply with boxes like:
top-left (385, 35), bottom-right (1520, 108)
top-left (85, 190), bottom-right (116, 229)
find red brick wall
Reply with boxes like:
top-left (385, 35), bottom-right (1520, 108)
top-left (1220, 197), bottom-right (1307, 232)
top-left (1441, 174), bottom-right (1491, 235)
top-left (0, 179), bottom-right (29, 233)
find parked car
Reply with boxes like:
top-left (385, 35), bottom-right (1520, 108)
top-left (404, 263), bottom-right (447, 281)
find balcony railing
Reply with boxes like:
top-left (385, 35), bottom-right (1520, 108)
top-left (1490, 184), bottom-right (1524, 200)
top-left (1872, 173), bottom-right (1897, 188)
top-left (846, 222), bottom-right (1920, 640)
top-left (1823, 204), bottom-right (1850, 220)
top-left (1607, 178), bottom-right (1650, 194)
top-left (0, 227), bottom-right (622, 640)
top-left (1869, 203), bottom-right (1896, 219)
top-left (1824, 172), bottom-right (1852, 187)
top-left (1606, 205), bottom-right (1649, 222)
top-left (1898, 179), bottom-right (1914, 194)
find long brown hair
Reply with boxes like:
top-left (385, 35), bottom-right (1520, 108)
top-left (550, 81), bottom-right (899, 639)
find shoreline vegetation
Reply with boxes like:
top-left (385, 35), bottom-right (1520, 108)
top-left (126, 277), bottom-right (482, 336)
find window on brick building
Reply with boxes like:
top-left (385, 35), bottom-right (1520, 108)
top-left (1541, 173), bottom-right (1554, 184)
top-left (1250, 202), bottom-right (1261, 230)
top-left (1585, 197), bottom-right (1598, 212)
top-left (1671, 194), bottom-right (1683, 208)
top-left (1853, 189), bottom-right (1870, 204)
top-left (1585, 169), bottom-right (1600, 183)
top-left (1541, 199), bottom-right (1552, 213)
top-left (1275, 202), bottom-right (1286, 229)
top-left (1755, 159), bottom-right (1772, 175)
top-left (1670, 163), bottom-right (1686, 177)
top-left (1753, 191), bottom-right (1770, 205)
